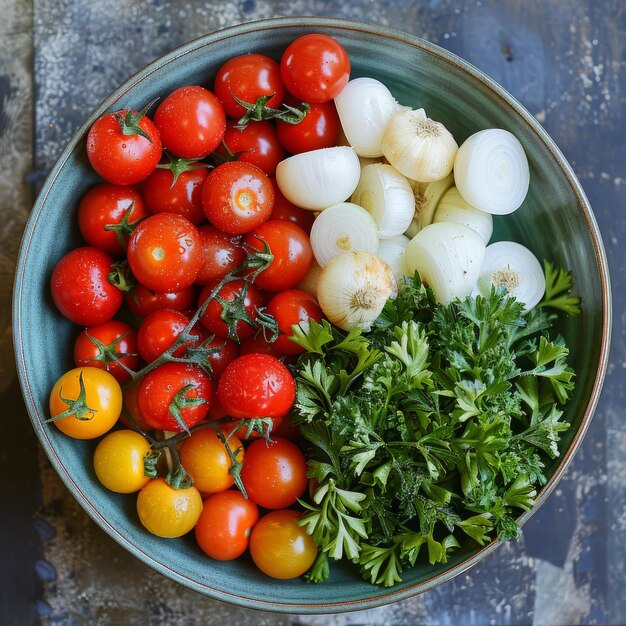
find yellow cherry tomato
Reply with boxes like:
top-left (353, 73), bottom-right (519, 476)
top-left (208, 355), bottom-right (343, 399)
top-left (136, 477), bottom-right (202, 538)
top-left (93, 430), bottom-right (151, 493)
top-left (249, 509), bottom-right (317, 579)
top-left (179, 427), bottom-right (243, 494)
top-left (49, 367), bottom-right (122, 439)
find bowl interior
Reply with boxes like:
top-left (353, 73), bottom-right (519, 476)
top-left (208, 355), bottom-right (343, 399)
top-left (14, 18), bottom-right (609, 613)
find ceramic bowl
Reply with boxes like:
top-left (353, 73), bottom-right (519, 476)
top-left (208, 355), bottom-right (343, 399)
top-left (13, 16), bottom-right (611, 613)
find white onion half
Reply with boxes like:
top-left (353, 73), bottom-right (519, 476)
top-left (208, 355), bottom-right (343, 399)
top-left (310, 202), bottom-right (379, 268)
top-left (334, 78), bottom-right (400, 157)
top-left (276, 147), bottom-right (361, 211)
top-left (352, 164), bottom-right (415, 239)
top-left (454, 129), bottom-right (530, 215)
top-left (476, 241), bottom-right (545, 311)
top-left (433, 186), bottom-right (494, 244)
top-left (404, 222), bottom-right (485, 303)
top-left (377, 235), bottom-right (410, 282)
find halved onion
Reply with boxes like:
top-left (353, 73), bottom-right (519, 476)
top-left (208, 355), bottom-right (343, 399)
top-left (275, 147), bottom-right (360, 211)
top-left (352, 164), bottom-right (415, 239)
top-left (475, 241), bottom-right (545, 311)
top-left (310, 202), bottom-right (379, 268)
top-left (404, 222), bottom-right (485, 303)
top-left (433, 186), bottom-right (493, 244)
top-left (454, 129), bottom-right (530, 215)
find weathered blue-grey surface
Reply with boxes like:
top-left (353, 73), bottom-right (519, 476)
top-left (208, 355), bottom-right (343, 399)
top-left (1, 0), bottom-right (625, 624)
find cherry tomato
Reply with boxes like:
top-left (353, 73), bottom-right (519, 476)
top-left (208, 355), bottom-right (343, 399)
top-left (202, 335), bottom-right (239, 381)
top-left (276, 100), bottom-right (339, 154)
top-left (214, 54), bottom-right (285, 119)
top-left (239, 333), bottom-right (282, 357)
top-left (195, 490), bottom-right (259, 561)
top-left (137, 362), bottom-right (212, 432)
top-left (125, 282), bottom-right (196, 318)
top-left (153, 86), bottom-right (226, 158)
top-left (265, 289), bottom-right (323, 355)
top-left (141, 165), bottom-right (208, 225)
top-left (137, 477), bottom-right (202, 538)
top-left (269, 178), bottom-right (314, 233)
top-left (217, 353), bottom-right (295, 419)
top-left (77, 184), bottom-right (148, 256)
top-left (202, 162), bottom-right (274, 235)
top-left (179, 426), bottom-right (243, 494)
top-left (86, 108), bottom-right (162, 185)
top-left (195, 225), bottom-right (246, 285)
top-left (73, 320), bottom-right (140, 382)
top-left (49, 367), bottom-right (122, 439)
top-left (51, 247), bottom-right (123, 326)
top-left (273, 413), bottom-right (302, 440)
top-left (218, 121), bottom-right (285, 176)
top-left (136, 308), bottom-right (191, 363)
top-left (243, 220), bottom-right (313, 292)
top-left (280, 34), bottom-right (350, 103)
top-left (120, 381), bottom-right (153, 432)
top-left (93, 430), bottom-right (151, 493)
top-left (198, 279), bottom-right (263, 341)
top-left (127, 213), bottom-right (203, 293)
top-left (241, 437), bottom-right (307, 509)
top-left (249, 509), bottom-right (317, 579)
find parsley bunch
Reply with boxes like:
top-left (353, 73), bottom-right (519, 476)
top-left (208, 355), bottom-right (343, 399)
top-left (290, 265), bottom-right (579, 587)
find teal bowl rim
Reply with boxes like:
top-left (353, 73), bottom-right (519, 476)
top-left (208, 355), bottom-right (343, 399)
top-left (13, 16), bottom-right (612, 614)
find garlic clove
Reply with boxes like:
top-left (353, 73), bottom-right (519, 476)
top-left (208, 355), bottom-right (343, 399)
top-left (382, 108), bottom-right (458, 183)
top-left (275, 146), bottom-right (361, 211)
top-left (404, 173), bottom-right (454, 238)
top-left (317, 251), bottom-right (397, 331)
top-left (310, 202), bottom-right (379, 268)
top-left (404, 222), bottom-right (485, 304)
top-left (433, 186), bottom-right (493, 244)
top-left (352, 163), bottom-right (415, 239)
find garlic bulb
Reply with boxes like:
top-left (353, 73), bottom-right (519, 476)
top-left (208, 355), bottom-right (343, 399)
top-left (275, 146), bottom-right (360, 211)
top-left (377, 235), bottom-right (410, 282)
top-left (405, 173), bottom-right (454, 238)
top-left (404, 222), bottom-right (485, 304)
top-left (317, 251), bottom-right (397, 331)
top-left (454, 129), bottom-right (530, 215)
top-left (310, 202), bottom-right (379, 268)
top-left (334, 78), bottom-right (400, 157)
top-left (433, 186), bottom-right (493, 244)
top-left (475, 241), bottom-right (545, 311)
top-left (296, 259), bottom-right (323, 297)
top-left (351, 164), bottom-right (415, 239)
top-left (382, 108), bottom-right (458, 182)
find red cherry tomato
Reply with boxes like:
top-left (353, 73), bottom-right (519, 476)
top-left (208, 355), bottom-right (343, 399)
top-left (202, 162), bottom-right (274, 235)
top-left (241, 437), bottom-right (308, 509)
top-left (239, 333), bottom-right (282, 357)
top-left (120, 382), bottom-right (153, 432)
top-left (136, 308), bottom-right (190, 363)
top-left (269, 178), bottom-right (314, 233)
top-left (243, 220), bottom-right (313, 292)
top-left (276, 100), bottom-right (339, 154)
top-left (280, 34), bottom-right (350, 103)
top-left (153, 86), bottom-right (226, 159)
top-left (127, 213), bottom-right (203, 293)
top-left (51, 247), bottom-right (123, 326)
top-left (217, 353), bottom-right (295, 419)
top-left (77, 184), bottom-right (148, 256)
top-left (141, 166), bottom-right (208, 225)
top-left (218, 121), bottom-right (285, 176)
top-left (198, 279), bottom-right (263, 341)
top-left (125, 282), bottom-right (196, 318)
top-left (202, 335), bottom-right (239, 382)
top-left (137, 362), bottom-right (212, 432)
top-left (86, 108), bottom-right (162, 185)
top-left (195, 490), bottom-right (259, 561)
top-left (266, 289), bottom-right (323, 355)
top-left (195, 226), bottom-right (246, 285)
top-left (73, 320), bottom-right (140, 382)
top-left (214, 54), bottom-right (285, 119)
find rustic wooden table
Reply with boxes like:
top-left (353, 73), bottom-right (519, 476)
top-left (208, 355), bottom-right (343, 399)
top-left (1, 1), bottom-right (624, 624)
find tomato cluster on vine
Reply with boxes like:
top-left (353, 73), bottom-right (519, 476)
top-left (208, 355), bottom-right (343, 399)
top-left (47, 33), bottom-right (350, 580)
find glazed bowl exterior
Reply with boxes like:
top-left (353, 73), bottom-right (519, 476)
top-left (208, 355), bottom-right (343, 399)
top-left (13, 17), bottom-right (611, 613)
